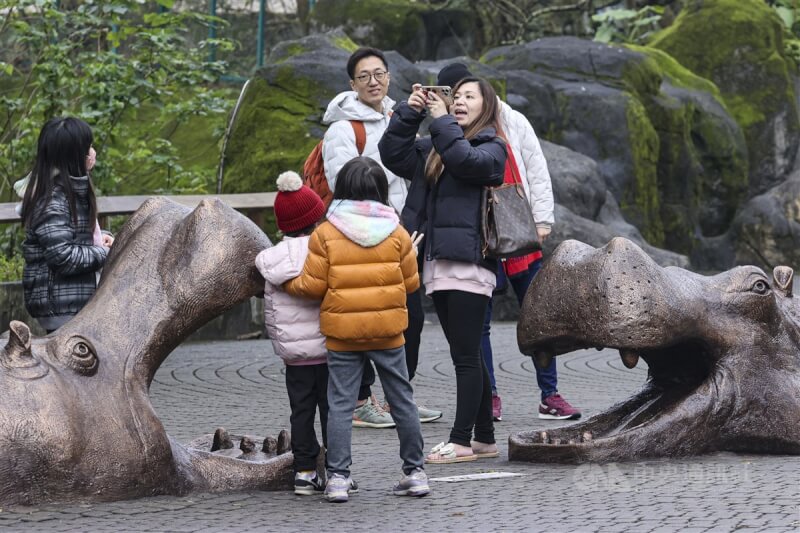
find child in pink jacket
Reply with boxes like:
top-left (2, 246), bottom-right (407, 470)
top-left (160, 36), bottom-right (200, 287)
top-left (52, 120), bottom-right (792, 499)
top-left (255, 171), bottom-right (327, 496)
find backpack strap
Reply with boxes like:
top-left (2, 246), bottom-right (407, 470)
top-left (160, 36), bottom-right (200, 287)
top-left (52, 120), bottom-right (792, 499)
top-left (350, 120), bottom-right (366, 156)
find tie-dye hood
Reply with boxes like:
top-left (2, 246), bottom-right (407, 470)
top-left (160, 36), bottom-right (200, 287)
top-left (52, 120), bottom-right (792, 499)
top-left (326, 199), bottom-right (399, 247)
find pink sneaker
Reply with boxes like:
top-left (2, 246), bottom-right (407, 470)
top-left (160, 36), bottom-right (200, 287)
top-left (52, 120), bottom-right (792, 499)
top-left (492, 394), bottom-right (502, 422)
top-left (538, 394), bottom-right (581, 420)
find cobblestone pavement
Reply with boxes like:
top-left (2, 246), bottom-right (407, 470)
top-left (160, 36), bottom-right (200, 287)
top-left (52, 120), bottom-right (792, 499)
top-left (0, 323), bottom-right (798, 532)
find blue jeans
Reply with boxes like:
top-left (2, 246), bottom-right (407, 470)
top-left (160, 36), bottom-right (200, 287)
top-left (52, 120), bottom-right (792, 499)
top-left (481, 260), bottom-right (558, 401)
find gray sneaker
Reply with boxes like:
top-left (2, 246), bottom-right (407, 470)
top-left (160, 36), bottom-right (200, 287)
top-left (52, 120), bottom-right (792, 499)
top-left (352, 397), bottom-right (395, 428)
top-left (382, 402), bottom-right (443, 423)
top-left (417, 404), bottom-right (443, 423)
top-left (324, 473), bottom-right (359, 503)
top-left (392, 468), bottom-right (430, 497)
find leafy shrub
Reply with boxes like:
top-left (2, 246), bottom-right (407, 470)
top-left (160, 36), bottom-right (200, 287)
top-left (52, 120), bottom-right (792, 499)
top-left (592, 5), bottom-right (664, 45)
top-left (0, 0), bottom-right (235, 199)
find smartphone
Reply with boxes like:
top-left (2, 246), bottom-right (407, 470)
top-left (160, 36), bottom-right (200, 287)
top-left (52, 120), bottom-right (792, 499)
top-left (421, 85), bottom-right (453, 106)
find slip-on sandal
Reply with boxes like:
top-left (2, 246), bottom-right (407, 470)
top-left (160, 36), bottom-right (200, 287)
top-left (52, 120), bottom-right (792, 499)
top-left (470, 441), bottom-right (500, 459)
top-left (425, 442), bottom-right (477, 464)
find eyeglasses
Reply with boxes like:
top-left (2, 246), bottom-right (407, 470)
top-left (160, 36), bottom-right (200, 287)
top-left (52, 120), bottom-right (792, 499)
top-left (354, 70), bottom-right (388, 84)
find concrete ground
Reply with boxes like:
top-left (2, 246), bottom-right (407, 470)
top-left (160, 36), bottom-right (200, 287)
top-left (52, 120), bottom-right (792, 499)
top-left (0, 323), bottom-right (797, 532)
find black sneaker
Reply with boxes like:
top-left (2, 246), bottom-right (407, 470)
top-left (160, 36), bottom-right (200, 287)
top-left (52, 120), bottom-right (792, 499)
top-left (294, 470), bottom-right (323, 496)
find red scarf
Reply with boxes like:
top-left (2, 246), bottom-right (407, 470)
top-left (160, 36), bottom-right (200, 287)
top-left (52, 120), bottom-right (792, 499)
top-left (502, 148), bottom-right (542, 278)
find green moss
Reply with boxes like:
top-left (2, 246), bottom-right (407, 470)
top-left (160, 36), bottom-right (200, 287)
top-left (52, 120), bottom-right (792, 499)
top-left (274, 43), bottom-right (309, 63)
top-left (312, 0), bottom-right (428, 55)
top-left (332, 35), bottom-right (359, 53)
top-left (624, 44), bottom-right (723, 102)
top-left (622, 93), bottom-right (664, 245)
top-left (222, 76), bottom-right (321, 195)
top-left (649, 0), bottom-right (797, 178)
top-left (481, 53), bottom-right (504, 65)
top-left (488, 78), bottom-right (507, 102)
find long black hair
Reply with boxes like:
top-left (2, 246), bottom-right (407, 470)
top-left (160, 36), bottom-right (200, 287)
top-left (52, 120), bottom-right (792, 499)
top-left (21, 117), bottom-right (98, 228)
top-left (333, 156), bottom-right (390, 206)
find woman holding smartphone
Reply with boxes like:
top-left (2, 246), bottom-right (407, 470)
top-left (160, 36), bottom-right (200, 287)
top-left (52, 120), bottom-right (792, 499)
top-left (378, 77), bottom-right (506, 463)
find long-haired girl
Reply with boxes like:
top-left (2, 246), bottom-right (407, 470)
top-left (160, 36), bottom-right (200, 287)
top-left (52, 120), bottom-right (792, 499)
top-left (21, 117), bottom-right (111, 333)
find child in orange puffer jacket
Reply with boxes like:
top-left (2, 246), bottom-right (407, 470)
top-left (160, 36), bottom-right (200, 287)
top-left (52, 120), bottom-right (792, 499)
top-left (284, 156), bottom-right (428, 503)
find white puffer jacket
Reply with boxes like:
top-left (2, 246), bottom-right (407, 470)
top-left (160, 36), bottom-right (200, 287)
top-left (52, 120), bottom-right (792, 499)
top-left (499, 100), bottom-right (555, 227)
top-left (255, 237), bottom-right (327, 366)
top-left (322, 91), bottom-right (408, 213)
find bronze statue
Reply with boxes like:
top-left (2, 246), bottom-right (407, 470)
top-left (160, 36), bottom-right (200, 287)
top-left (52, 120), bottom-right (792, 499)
top-left (512, 237), bottom-right (800, 463)
top-left (0, 198), bottom-right (293, 505)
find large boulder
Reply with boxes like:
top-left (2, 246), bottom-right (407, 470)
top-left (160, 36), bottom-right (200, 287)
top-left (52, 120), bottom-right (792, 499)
top-left (309, 0), bottom-right (484, 60)
top-left (728, 170), bottom-right (800, 269)
top-left (222, 31), bottom-right (686, 269)
top-left (481, 37), bottom-right (748, 255)
top-left (221, 30), bottom-right (422, 193)
top-left (650, 0), bottom-right (800, 194)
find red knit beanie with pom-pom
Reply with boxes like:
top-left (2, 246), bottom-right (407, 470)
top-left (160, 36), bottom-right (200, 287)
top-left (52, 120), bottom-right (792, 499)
top-left (273, 171), bottom-right (325, 233)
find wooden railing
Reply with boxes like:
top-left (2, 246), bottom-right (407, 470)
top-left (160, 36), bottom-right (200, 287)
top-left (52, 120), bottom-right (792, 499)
top-left (0, 193), bottom-right (277, 226)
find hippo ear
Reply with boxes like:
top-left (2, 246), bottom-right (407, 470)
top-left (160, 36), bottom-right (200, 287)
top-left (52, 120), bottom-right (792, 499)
top-left (773, 266), bottom-right (794, 296)
top-left (4, 320), bottom-right (32, 360)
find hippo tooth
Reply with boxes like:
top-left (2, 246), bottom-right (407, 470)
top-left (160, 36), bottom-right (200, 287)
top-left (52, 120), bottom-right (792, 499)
top-left (276, 429), bottom-right (291, 454)
top-left (581, 431), bottom-right (593, 442)
top-left (262, 436), bottom-right (277, 454)
top-left (533, 350), bottom-right (554, 369)
top-left (211, 428), bottom-right (233, 451)
top-left (239, 436), bottom-right (256, 453)
top-left (620, 349), bottom-right (640, 369)
top-left (551, 438), bottom-right (563, 445)
top-left (539, 431), bottom-right (549, 444)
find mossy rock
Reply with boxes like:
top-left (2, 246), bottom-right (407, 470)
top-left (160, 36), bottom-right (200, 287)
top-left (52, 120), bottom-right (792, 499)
top-left (650, 0), bottom-right (799, 193)
top-left (221, 29), bottom-right (424, 198)
top-left (480, 36), bottom-right (748, 253)
top-left (310, 0), bottom-right (483, 61)
top-left (415, 57), bottom-right (507, 102)
top-left (729, 171), bottom-right (800, 270)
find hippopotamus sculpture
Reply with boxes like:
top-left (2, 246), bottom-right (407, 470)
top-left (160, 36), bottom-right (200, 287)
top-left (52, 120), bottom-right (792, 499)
top-left (0, 198), bottom-right (294, 505)
top-left (511, 237), bottom-right (800, 463)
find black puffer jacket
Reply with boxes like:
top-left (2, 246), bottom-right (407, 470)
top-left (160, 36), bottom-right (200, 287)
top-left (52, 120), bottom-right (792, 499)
top-left (22, 175), bottom-right (107, 330)
top-left (379, 102), bottom-right (506, 271)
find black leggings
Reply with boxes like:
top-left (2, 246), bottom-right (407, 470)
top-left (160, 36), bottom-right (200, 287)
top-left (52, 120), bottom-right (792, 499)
top-left (432, 290), bottom-right (494, 447)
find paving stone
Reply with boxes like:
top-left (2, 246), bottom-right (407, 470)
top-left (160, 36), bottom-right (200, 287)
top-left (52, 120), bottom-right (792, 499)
top-left (0, 323), bottom-right (797, 531)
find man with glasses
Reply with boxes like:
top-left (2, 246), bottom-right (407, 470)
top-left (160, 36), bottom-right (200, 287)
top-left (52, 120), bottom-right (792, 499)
top-left (321, 47), bottom-right (442, 429)
top-left (322, 47), bottom-right (406, 213)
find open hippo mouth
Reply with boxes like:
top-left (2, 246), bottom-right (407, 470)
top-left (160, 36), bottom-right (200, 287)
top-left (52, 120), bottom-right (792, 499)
top-left (0, 198), bottom-right (298, 506)
top-left (510, 237), bottom-right (800, 463)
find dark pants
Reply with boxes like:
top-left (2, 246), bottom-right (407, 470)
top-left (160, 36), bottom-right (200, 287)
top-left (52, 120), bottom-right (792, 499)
top-left (432, 290), bottom-right (494, 447)
top-left (481, 260), bottom-right (558, 401)
top-left (285, 363), bottom-right (329, 472)
top-left (358, 253), bottom-right (425, 401)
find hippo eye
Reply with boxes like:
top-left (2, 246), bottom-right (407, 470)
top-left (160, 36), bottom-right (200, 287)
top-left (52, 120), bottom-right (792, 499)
top-left (62, 337), bottom-right (99, 376)
top-left (751, 279), bottom-right (770, 295)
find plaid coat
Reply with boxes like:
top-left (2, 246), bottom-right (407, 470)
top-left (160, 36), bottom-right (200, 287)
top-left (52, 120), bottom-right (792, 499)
top-left (22, 176), bottom-right (107, 329)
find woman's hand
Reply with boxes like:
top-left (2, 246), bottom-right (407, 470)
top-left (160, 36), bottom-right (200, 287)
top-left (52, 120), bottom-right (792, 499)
top-left (101, 233), bottom-right (114, 247)
top-left (425, 89), bottom-right (448, 119)
top-left (408, 84), bottom-right (427, 113)
top-left (537, 226), bottom-right (551, 243)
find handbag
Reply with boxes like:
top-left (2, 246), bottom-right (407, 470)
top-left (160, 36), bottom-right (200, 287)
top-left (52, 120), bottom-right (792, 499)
top-left (481, 146), bottom-right (541, 259)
